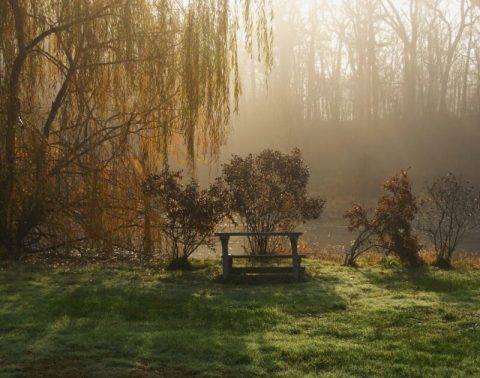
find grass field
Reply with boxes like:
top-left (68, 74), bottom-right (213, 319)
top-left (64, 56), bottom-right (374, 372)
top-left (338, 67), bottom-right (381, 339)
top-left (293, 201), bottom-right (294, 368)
top-left (0, 260), bottom-right (479, 377)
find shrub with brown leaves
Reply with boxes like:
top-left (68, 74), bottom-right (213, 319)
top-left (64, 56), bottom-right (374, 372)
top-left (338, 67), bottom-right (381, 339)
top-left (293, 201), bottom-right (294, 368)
top-left (221, 148), bottom-right (325, 254)
top-left (143, 168), bottom-right (229, 269)
top-left (344, 170), bottom-right (422, 267)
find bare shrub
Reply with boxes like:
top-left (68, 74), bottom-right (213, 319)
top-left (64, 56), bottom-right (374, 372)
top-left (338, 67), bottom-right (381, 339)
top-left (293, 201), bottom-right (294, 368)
top-left (344, 205), bottom-right (380, 266)
top-left (419, 173), bottom-right (480, 268)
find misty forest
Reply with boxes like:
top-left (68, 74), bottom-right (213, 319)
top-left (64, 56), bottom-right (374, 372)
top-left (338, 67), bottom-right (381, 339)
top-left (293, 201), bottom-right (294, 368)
top-left (1, 1), bottom-right (480, 377)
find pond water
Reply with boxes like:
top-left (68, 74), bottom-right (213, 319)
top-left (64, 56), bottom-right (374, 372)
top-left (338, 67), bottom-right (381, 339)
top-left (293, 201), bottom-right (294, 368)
top-left (298, 219), bottom-right (480, 254)
top-left (195, 219), bottom-right (480, 257)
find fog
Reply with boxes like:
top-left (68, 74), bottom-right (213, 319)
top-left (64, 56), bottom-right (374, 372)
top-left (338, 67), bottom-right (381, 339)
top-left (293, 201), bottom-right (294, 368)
top-left (198, 0), bottom-right (480, 218)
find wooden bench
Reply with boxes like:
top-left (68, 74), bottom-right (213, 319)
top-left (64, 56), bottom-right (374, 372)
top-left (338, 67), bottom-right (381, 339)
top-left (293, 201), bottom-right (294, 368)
top-left (214, 232), bottom-right (305, 281)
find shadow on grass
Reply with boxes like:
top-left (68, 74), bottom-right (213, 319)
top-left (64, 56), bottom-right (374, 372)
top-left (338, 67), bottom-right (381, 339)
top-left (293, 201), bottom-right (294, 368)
top-left (217, 273), bottom-right (307, 285)
top-left (0, 264), bottom-right (349, 376)
top-left (360, 267), bottom-right (480, 304)
top-left (40, 263), bottom-right (347, 324)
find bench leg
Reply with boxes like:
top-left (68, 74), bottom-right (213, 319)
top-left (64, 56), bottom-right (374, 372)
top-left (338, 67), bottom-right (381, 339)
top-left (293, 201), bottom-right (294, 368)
top-left (289, 235), bottom-right (301, 281)
top-left (221, 236), bottom-right (230, 281)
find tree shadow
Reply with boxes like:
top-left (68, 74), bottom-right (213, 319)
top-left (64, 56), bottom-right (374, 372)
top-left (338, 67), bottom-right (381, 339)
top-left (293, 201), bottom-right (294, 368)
top-left (217, 273), bottom-right (306, 285)
top-left (0, 265), bottom-right (348, 376)
top-left (360, 267), bottom-right (480, 304)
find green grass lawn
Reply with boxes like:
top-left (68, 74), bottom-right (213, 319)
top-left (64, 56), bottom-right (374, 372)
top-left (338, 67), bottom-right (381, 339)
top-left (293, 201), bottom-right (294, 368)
top-left (0, 260), bottom-right (479, 377)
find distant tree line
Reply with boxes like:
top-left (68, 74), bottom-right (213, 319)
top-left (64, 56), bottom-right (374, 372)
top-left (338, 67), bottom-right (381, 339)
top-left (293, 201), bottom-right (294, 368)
top-left (247, 0), bottom-right (480, 125)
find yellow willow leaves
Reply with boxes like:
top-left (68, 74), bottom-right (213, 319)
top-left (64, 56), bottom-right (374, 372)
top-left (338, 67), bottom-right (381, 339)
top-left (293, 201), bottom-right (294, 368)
top-left (0, 0), bottom-right (272, 254)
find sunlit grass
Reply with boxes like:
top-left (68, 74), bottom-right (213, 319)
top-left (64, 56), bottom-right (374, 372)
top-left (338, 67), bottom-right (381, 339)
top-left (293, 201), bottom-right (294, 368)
top-left (0, 260), bottom-right (479, 377)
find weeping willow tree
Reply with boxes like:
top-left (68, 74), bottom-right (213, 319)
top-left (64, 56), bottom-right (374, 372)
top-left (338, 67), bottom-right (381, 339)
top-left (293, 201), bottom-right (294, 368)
top-left (0, 0), bottom-right (273, 258)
